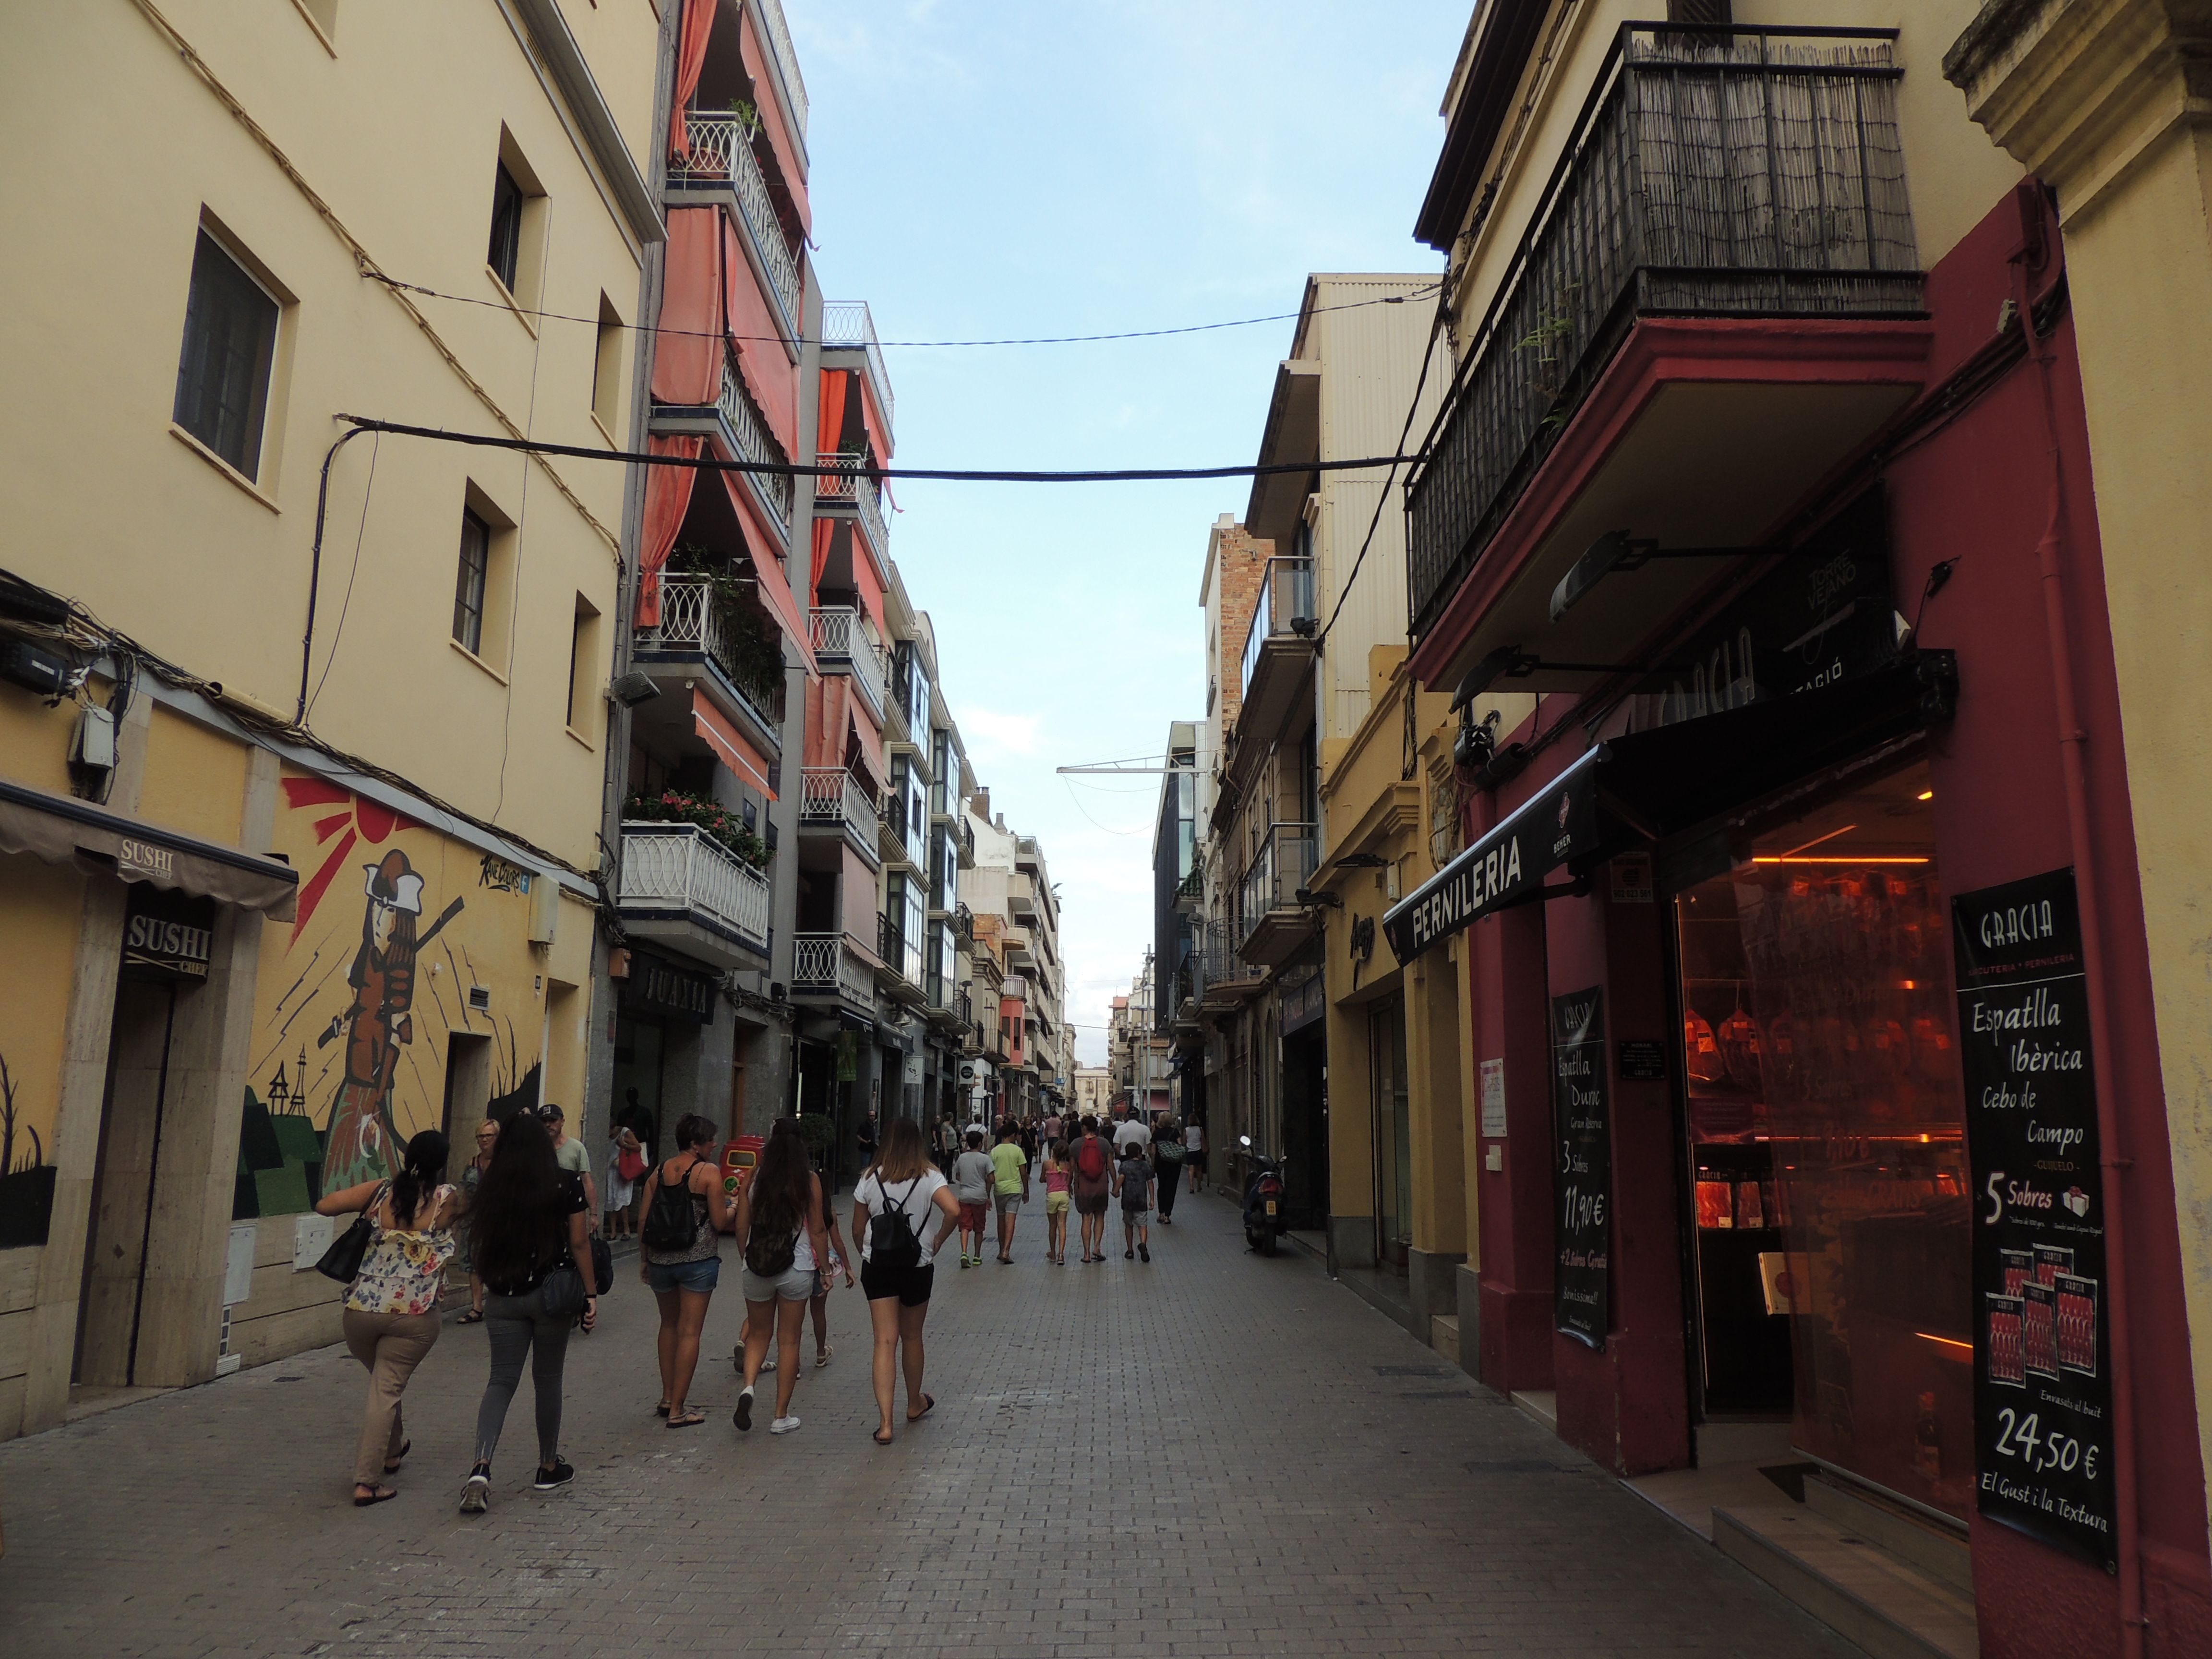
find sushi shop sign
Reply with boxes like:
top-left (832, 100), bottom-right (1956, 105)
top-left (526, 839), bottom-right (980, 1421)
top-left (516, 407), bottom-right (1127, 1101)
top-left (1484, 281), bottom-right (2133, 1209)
top-left (122, 885), bottom-right (216, 980)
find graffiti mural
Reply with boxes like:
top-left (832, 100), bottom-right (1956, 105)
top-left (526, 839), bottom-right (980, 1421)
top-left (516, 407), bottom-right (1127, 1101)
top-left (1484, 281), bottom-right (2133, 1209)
top-left (236, 772), bottom-right (546, 1215)
top-left (0, 1046), bottom-right (56, 1249)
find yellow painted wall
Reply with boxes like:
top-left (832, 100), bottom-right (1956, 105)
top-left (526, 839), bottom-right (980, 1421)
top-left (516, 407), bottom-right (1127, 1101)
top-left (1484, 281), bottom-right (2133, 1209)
top-left (0, 693), bottom-right (78, 798)
top-left (0, 856), bottom-right (86, 1203)
top-left (136, 705), bottom-right (248, 849)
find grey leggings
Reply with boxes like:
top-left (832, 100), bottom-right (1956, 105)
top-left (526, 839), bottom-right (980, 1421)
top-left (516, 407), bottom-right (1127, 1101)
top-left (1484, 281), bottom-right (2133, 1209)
top-left (474, 1286), bottom-right (571, 1468)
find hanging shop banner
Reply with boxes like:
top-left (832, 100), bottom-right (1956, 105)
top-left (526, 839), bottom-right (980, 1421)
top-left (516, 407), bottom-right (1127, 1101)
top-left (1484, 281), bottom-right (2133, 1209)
top-left (1951, 869), bottom-right (2116, 1572)
top-left (122, 884), bottom-right (216, 980)
top-left (1383, 746), bottom-right (1604, 964)
top-left (1551, 986), bottom-right (1611, 1350)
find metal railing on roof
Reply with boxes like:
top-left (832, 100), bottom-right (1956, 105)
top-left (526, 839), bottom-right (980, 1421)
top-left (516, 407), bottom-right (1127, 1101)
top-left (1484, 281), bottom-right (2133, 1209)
top-left (821, 301), bottom-right (895, 427)
top-left (1406, 24), bottom-right (1921, 637)
top-left (670, 112), bottom-right (802, 337)
top-left (749, 0), bottom-right (808, 140)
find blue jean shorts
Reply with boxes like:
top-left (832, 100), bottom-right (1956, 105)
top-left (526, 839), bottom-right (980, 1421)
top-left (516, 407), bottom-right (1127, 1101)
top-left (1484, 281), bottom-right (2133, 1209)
top-left (645, 1256), bottom-right (721, 1295)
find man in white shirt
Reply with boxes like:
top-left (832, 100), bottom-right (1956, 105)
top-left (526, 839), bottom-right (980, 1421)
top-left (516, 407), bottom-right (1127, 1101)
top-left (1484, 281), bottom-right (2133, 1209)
top-left (1113, 1114), bottom-right (1151, 1154)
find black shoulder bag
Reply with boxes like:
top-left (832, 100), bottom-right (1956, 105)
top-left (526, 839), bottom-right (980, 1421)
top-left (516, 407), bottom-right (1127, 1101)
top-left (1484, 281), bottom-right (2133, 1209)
top-left (313, 1183), bottom-right (389, 1284)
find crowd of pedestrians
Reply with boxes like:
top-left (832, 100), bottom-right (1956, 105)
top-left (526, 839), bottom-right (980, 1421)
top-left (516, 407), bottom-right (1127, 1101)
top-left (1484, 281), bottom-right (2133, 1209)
top-left (314, 1095), bottom-right (1205, 1511)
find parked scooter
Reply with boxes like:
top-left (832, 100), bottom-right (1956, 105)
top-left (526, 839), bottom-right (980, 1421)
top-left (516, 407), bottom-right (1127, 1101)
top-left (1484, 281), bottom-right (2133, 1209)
top-left (1240, 1135), bottom-right (1285, 1255)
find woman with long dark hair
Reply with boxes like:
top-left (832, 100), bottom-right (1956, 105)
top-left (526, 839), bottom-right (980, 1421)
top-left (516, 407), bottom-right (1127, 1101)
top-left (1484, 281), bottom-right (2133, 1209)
top-left (316, 1129), bottom-right (460, 1506)
top-left (852, 1116), bottom-right (958, 1445)
top-left (638, 1113), bottom-right (732, 1429)
top-left (732, 1118), bottom-right (829, 1436)
top-left (458, 1109), bottom-right (596, 1513)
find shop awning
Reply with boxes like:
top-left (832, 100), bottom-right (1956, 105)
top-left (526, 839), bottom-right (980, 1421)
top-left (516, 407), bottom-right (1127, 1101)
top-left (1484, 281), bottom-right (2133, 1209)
top-left (1382, 745), bottom-right (1606, 963)
top-left (0, 778), bottom-right (299, 920)
top-left (717, 466), bottom-right (818, 675)
top-left (1593, 652), bottom-right (1954, 844)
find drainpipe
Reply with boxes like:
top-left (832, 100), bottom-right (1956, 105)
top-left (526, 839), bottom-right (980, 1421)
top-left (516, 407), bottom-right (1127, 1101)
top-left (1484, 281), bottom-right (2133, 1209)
top-left (2009, 183), bottom-right (2144, 1658)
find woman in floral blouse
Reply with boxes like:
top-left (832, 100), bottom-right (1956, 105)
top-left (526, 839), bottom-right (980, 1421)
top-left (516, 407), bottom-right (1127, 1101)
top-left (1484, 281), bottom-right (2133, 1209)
top-left (316, 1130), bottom-right (464, 1506)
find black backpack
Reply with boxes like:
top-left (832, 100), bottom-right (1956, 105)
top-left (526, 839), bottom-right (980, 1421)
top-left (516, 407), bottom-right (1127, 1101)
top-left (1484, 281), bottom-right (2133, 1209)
top-left (641, 1159), bottom-right (702, 1252)
top-left (866, 1176), bottom-right (926, 1271)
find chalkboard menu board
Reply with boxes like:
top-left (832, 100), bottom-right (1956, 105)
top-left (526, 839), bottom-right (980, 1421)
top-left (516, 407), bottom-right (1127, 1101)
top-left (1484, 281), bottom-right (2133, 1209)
top-left (1552, 987), bottom-right (1611, 1350)
top-left (1952, 870), bottom-right (2116, 1571)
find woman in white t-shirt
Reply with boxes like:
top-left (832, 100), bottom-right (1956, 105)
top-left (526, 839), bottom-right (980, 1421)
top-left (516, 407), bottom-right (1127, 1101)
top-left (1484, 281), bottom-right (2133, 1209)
top-left (851, 1117), bottom-right (960, 1446)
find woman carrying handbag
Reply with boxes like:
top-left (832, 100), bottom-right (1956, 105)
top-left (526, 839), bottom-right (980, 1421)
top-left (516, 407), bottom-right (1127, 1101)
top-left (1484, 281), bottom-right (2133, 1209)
top-left (315, 1130), bottom-right (461, 1506)
top-left (458, 1109), bottom-right (597, 1513)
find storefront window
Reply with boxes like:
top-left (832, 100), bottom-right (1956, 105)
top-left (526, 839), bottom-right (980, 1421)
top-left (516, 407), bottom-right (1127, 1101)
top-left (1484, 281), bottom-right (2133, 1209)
top-left (1675, 759), bottom-right (1971, 1518)
top-left (1371, 998), bottom-right (1411, 1270)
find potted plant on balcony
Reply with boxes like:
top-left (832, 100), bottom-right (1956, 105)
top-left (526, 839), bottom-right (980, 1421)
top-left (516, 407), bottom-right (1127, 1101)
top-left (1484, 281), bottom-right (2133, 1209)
top-left (668, 543), bottom-right (786, 713)
top-left (625, 788), bottom-right (772, 872)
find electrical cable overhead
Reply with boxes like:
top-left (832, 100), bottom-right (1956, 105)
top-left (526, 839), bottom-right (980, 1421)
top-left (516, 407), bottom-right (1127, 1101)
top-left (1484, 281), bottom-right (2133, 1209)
top-left (363, 271), bottom-right (1439, 349)
top-left (333, 415), bottom-right (1421, 483)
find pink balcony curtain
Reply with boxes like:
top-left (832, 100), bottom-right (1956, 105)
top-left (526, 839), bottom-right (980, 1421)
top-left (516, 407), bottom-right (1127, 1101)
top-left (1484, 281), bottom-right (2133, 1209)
top-left (722, 216), bottom-right (798, 457)
top-left (693, 688), bottom-right (777, 800)
top-left (810, 517), bottom-right (835, 609)
top-left (651, 209), bottom-right (724, 407)
top-left (815, 367), bottom-right (848, 457)
top-left (852, 532), bottom-right (886, 637)
top-left (636, 436), bottom-right (704, 627)
top-left (803, 673), bottom-right (841, 768)
top-left (854, 368), bottom-right (892, 465)
top-left (669, 0), bottom-right (717, 159)
top-left (717, 465), bottom-right (818, 674)
top-left (738, 6), bottom-right (811, 235)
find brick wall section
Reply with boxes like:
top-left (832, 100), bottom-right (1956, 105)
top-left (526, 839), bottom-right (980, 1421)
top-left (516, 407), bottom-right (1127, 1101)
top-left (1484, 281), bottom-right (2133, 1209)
top-left (1215, 525), bottom-right (1269, 737)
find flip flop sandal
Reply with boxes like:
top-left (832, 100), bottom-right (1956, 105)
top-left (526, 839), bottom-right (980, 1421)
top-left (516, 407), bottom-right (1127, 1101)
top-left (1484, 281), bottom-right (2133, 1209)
top-left (666, 1409), bottom-right (707, 1429)
top-left (872, 1428), bottom-right (895, 1446)
top-left (457, 1310), bottom-right (484, 1324)
top-left (814, 1346), bottom-right (832, 1369)
top-left (654, 1402), bottom-right (672, 1418)
top-left (383, 1440), bottom-right (411, 1472)
top-left (906, 1394), bottom-right (935, 1424)
top-left (353, 1485), bottom-right (398, 1507)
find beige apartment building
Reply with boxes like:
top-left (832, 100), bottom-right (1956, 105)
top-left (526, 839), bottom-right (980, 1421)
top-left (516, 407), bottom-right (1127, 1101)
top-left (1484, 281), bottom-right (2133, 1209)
top-left (0, 0), bottom-right (661, 1438)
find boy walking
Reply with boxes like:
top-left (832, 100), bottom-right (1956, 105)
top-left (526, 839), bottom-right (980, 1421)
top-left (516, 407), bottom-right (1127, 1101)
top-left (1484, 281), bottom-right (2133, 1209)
top-left (951, 1127), bottom-right (995, 1267)
top-left (988, 1123), bottom-right (1030, 1263)
top-left (1115, 1137), bottom-right (1154, 1262)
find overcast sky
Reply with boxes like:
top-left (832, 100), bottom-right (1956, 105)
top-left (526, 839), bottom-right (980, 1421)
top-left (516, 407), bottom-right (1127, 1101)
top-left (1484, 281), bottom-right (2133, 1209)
top-left (787, 0), bottom-right (1472, 1063)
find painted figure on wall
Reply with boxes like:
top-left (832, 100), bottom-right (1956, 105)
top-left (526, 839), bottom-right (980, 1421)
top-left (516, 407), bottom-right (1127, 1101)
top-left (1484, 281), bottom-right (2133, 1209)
top-left (318, 851), bottom-right (423, 1188)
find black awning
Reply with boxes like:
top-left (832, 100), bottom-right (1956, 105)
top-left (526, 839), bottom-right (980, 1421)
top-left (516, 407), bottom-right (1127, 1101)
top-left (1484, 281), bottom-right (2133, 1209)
top-left (0, 777), bottom-right (299, 919)
top-left (1382, 745), bottom-right (1607, 964)
top-left (1593, 651), bottom-right (1954, 844)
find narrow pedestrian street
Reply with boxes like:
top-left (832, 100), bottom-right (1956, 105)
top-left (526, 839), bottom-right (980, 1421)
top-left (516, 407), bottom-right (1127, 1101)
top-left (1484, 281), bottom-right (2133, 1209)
top-left (0, 1190), bottom-right (1851, 1659)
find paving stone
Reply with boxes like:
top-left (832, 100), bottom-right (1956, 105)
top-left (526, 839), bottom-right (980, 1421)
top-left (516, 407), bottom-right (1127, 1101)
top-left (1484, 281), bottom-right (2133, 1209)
top-left (0, 1194), bottom-right (1856, 1658)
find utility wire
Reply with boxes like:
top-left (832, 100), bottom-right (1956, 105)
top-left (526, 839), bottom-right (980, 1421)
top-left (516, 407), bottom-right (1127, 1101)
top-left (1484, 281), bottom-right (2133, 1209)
top-left (365, 271), bottom-right (1439, 349)
top-left (334, 416), bottom-right (1420, 483)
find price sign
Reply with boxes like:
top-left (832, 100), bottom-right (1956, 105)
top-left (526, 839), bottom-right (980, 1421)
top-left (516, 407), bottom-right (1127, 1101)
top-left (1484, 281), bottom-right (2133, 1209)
top-left (1952, 869), bottom-right (2116, 1572)
top-left (1551, 987), bottom-right (1610, 1350)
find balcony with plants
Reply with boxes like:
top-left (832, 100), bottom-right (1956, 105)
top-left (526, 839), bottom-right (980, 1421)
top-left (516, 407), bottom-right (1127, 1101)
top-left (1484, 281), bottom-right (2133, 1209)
top-left (633, 541), bottom-right (788, 743)
top-left (667, 96), bottom-right (803, 340)
top-left (619, 793), bottom-right (772, 967)
top-left (1404, 23), bottom-right (1927, 680)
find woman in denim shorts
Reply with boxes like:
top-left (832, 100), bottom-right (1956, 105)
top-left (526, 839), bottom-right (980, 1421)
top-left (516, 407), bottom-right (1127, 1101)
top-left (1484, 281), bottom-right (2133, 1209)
top-left (733, 1120), bottom-right (830, 1436)
top-left (639, 1114), bottom-right (732, 1429)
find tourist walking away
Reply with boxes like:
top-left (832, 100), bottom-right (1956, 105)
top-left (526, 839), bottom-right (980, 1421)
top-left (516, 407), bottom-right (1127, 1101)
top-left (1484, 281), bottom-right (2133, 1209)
top-left (1040, 1108), bottom-right (1062, 1150)
top-left (933, 1109), bottom-right (961, 1176)
top-left (456, 1117), bottom-right (498, 1322)
top-left (733, 1119), bottom-right (831, 1436)
top-left (989, 1121), bottom-right (1030, 1263)
top-left (1152, 1116), bottom-right (1184, 1224)
top-left (316, 1130), bottom-right (459, 1506)
top-left (459, 1110), bottom-right (597, 1513)
top-left (806, 1145), bottom-right (855, 1369)
top-left (856, 1110), bottom-right (879, 1182)
top-left (1116, 1137), bottom-right (1154, 1262)
top-left (852, 1117), bottom-right (959, 1445)
top-left (605, 1122), bottom-right (643, 1239)
top-left (1185, 1119), bottom-right (1205, 1194)
top-left (619, 1089), bottom-right (657, 1231)
top-left (951, 1127), bottom-right (994, 1267)
top-left (1043, 1140), bottom-right (1072, 1264)
top-left (1071, 1116), bottom-right (1115, 1263)
top-left (541, 1103), bottom-right (598, 1216)
top-left (638, 1113), bottom-right (733, 1429)
top-left (1114, 1110), bottom-right (1151, 1154)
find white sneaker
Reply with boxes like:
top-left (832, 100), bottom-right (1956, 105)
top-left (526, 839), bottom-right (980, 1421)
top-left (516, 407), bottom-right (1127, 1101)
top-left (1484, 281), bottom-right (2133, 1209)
top-left (760, 1350), bottom-right (778, 1373)
top-left (769, 1415), bottom-right (802, 1435)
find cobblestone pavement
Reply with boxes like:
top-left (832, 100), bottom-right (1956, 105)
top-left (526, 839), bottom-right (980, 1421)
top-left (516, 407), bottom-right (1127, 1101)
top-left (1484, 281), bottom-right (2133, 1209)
top-left (0, 1190), bottom-right (1856, 1659)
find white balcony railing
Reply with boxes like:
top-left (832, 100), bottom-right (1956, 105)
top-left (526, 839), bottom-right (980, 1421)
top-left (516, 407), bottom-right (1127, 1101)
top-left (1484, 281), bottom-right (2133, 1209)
top-left (814, 451), bottom-right (889, 558)
top-left (793, 933), bottom-right (875, 1007)
top-left (807, 606), bottom-right (887, 719)
top-left (618, 822), bottom-right (770, 951)
top-left (715, 355), bottom-right (793, 532)
top-left (750, 0), bottom-right (808, 140)
top-left (641, 574), bottom-right (784, 722)
top-left (670, 112), bottom-right (801, 335)
top-left (800, 766), bottom-right (879, 846)
top-left (821, 301), bottom-right (894, 426)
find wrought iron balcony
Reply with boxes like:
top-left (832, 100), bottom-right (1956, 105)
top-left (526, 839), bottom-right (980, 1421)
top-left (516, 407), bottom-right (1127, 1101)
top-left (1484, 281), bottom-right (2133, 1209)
top-left (669, 112), bottom-right (802, 339)
top-left (822, 301), bottom-right (894, 427)
top-left (637, 574), bottom-right (785, 725)
top-left (792, 932), bottom-right (875, 1010)
top-left (814, 451), bottom-right (890, 558)
top-left (1405, 24), bottom-right (1922, 638)
top-left (618, 822), bottom-right (771, 961)
top-left (807, 606), bottom-right (887, 721)
top-left (798, 766), bottom-right (878, 861)
top-left (751, 0), bottom-right (808, 139)
top-left (1238, 822), bottom-right (1318, 960)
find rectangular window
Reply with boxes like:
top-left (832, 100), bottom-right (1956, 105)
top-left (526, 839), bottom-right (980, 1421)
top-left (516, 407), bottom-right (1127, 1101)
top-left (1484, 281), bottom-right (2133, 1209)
top-left (488, 161), bottom-right (525, 292)
top-left (592, 294), bottom-right (624, 430)
top-left (174, 230), bottom-right (279, 480)
top-left (453, 509), bottom-right (491, 654)
top-left (567, 594), bottom-right (601, 734)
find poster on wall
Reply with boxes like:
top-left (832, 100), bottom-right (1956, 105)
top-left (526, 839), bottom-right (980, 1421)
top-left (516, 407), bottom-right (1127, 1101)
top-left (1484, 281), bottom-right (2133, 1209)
top-left (1952, 869), bottom-right (2117, 1572)
top-left (1551, 986), bottom-right (1610, 1350)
